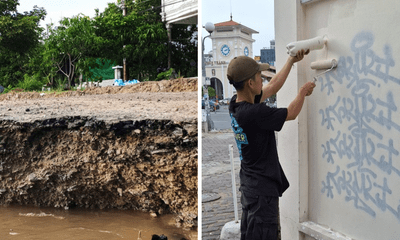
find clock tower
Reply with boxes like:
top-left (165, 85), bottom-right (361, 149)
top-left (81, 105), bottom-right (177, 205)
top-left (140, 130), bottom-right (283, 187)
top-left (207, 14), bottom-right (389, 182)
top-left (204, 19), bottom-right (258, 99)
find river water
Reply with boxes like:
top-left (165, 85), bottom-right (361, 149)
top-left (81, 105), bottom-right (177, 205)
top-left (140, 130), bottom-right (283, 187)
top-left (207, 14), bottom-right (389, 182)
top-left (0, 205), bottom-right (196, 239)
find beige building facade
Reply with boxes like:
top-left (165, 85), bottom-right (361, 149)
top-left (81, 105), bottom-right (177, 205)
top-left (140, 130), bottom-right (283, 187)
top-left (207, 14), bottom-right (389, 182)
top-left (275, 0), bottom-right (400, 239)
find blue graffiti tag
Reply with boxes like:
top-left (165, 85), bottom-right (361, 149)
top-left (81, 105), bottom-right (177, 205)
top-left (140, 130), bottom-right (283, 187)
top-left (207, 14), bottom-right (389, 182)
top-left (319, 31), bottom-right (400, 221)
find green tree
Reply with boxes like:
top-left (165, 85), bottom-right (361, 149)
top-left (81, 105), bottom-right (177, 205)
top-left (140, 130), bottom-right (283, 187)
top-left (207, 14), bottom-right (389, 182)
top-left (126, 0), bottom-right (168, 80)
top-left (0, 0), bottom-right (45, 53)
top-left (169, 24), bottom-right (198, 78)
top-left (207, 86), bottom-right (215, 98)
top-left (44, 15), bottom-right (101, 88)
top-left (94, 0), bottom-right (168, 81)
top-left (94, 0), bottom-right (197, 81)
top-left (125, 0), bottom-right (197, 80)
top-left (0, 0), bottom-right (46, 88)
top-left (23, 41), bottom-right (57, 88)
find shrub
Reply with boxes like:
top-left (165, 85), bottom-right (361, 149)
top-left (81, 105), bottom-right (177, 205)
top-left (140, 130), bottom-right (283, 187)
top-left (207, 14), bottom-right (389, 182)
top-left (155, 68), bottom-right (175, 81)
top-left (16, 74), bottom-right (46, 91)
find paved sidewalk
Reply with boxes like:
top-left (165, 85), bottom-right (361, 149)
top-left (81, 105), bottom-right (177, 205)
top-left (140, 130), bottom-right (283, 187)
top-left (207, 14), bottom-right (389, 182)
top-left (202, 131), bottom-right (242, 240)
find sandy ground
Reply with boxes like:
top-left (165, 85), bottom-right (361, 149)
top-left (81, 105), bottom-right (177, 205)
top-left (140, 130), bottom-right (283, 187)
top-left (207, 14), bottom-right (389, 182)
top-left (0, 78), bottom-right (198, 123)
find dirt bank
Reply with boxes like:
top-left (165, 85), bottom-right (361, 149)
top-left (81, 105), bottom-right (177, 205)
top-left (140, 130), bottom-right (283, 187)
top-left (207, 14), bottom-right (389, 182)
top-left (0, 78), bottom-right (198, 230)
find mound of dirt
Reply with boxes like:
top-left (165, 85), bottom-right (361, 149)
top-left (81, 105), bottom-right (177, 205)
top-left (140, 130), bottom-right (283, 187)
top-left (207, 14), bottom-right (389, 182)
top-left (0, 78), bottom-right (197, 101)
top-left (0, 78), bottom-right (198, 123)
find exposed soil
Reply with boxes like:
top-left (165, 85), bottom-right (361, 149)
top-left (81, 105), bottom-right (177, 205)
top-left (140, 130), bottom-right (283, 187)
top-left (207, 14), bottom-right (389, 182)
top-left (0, 78), bottom-right (197, 122)
top-left (0, 78), bottom-right (198, 234)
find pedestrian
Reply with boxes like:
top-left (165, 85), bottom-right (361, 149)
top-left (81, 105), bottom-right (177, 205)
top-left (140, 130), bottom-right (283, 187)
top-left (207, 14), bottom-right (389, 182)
top-left (227, 49), bottom-right (315, 240)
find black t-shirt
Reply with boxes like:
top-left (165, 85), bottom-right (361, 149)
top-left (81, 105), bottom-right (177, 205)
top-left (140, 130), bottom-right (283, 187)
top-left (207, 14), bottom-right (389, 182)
top-left (229, 93), bottom-right (289, 197)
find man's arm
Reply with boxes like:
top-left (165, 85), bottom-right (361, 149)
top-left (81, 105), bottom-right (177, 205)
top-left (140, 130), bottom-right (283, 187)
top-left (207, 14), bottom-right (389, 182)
top-left (261, 49), bottom-right (309, 102)
top-left (286, 81), bottom-right (315, 121)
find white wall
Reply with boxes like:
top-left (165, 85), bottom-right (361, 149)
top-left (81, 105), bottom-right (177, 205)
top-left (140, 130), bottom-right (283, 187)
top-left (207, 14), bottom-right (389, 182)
top-left (275, 1), bottom-right (304, 239)
top-left (161, 0), bottom-right (197, 24)
top-left (276, 0), bottom-right (400, 239)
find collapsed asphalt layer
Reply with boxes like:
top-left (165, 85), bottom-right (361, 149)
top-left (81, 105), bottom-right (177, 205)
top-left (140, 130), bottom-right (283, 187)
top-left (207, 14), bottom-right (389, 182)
top-left (0, 78), bottom-right (198, 229)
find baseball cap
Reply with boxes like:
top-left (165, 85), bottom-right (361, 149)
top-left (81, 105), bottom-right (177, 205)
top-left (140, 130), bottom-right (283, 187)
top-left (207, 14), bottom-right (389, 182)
top-left (227, 56), bottom-right (270, 83)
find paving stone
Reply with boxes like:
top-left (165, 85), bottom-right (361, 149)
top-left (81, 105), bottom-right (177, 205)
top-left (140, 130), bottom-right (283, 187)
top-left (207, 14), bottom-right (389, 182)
top-left (202, 132), bottom-right (241, 239)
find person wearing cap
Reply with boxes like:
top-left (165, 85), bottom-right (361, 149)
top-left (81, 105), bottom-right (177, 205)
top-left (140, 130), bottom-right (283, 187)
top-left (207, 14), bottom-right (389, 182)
top-left (228, 49), bottom-right (315, 240)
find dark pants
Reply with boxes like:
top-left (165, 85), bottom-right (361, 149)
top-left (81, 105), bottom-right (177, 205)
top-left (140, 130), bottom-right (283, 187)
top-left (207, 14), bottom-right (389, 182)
top-left (240, 191), bottom-right (280, 240)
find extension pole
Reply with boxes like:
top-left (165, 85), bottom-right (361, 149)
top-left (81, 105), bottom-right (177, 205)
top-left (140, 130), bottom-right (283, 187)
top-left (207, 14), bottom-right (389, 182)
top-left (229, 144), bottom-right (239, 223)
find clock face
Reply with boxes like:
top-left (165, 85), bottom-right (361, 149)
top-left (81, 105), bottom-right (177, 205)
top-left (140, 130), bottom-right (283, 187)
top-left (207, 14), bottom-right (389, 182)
top-left (244, 47), bottom-right (249, 56)
top-left (221, 44), bottom-right (230, 56)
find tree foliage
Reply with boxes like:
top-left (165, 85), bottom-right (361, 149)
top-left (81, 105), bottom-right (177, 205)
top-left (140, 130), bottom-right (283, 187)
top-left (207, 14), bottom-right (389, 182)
top-left (94, 0), bottom-right (169, 81)
top-left (170, 24), bottom-right (198, 78)
top-left (207, 86), bottom-right (216, 98)
top-left (0, 0), bottom-right (46, 88)
top-left (94, 0), bottom-right (197, 81)
top-left (0, 0), bottom-right (198, 91)
top-left (44, 15), bottom-right (102, 88)
top-left (0, 0), bottom-right (45, 56)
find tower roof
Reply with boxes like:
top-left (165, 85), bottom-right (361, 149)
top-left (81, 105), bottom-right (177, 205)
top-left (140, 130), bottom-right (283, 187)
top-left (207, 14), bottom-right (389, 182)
top-left (214, 20), bottom-right (258, 34)
top-left (214, 20), bottom-right (240, 27)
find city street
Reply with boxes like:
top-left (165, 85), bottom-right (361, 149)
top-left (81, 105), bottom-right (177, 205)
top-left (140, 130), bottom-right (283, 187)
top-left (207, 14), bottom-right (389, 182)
top-left (209, 105), bottom-right (231, 130)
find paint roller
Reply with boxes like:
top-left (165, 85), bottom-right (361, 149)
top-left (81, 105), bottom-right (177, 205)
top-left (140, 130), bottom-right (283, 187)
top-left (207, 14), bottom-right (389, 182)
top-left (286, 35), bottom-right (328, 56)
top-left (286, 35), bottom-right (337, 83)
top-left (311, 59), bottom-right (337, 83)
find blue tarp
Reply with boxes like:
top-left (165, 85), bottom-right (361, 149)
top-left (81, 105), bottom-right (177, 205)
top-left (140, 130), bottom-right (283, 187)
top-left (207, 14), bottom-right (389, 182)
top-left (126, 80), bottom-right (139, 85)
top-left (113, 79), bottom-right (139, 86)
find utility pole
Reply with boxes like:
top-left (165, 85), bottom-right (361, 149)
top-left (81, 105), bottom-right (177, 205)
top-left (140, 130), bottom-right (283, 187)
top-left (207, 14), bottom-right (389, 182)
top-left (202, 22), bottom-right (215, 132)
top-left (167, 23), bottom-right (172, 70)
top-left (122, 0), bottom-right (127, 81)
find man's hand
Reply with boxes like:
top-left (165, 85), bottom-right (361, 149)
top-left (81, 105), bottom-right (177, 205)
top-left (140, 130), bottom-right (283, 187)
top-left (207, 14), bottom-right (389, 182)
top-left (300, 81), bottom-right (316, 96)
top-left (261, 49), bottom-right (309, 102)
top-left (290, 49), bottom-right (310, 64)
top-left (286, 81), bottom-right (316, 121)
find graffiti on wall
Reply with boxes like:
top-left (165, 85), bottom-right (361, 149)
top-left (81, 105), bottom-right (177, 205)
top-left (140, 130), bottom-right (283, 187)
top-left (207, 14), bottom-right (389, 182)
top-left (318, 31), bottom-right (400, 220)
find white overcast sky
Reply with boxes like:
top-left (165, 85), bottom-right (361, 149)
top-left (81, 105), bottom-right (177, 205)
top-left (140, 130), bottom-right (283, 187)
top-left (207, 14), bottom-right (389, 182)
top-left (201, 0), bottom-right (275, 57)
top-left (18, 0), bottom-right (115, 28)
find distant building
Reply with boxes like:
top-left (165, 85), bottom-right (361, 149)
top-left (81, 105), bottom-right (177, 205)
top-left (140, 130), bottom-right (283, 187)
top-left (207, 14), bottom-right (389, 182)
top-left (270, 39), bottom-right (275, 49)
top-left (260, 40), bottom-right (276, 66)
top-left (204, 18), bottom-right (262, 99)
top-left (204, 19), bottom-right (276, 100)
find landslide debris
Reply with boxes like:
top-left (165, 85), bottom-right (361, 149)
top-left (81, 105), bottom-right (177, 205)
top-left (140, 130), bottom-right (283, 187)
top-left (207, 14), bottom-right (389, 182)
top-left (0, 78), bottom-right (198, 228)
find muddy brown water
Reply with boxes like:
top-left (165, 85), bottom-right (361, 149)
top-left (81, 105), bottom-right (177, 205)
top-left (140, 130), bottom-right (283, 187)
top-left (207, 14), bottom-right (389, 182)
top-left (0, 205), bottom-right (195, 239)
